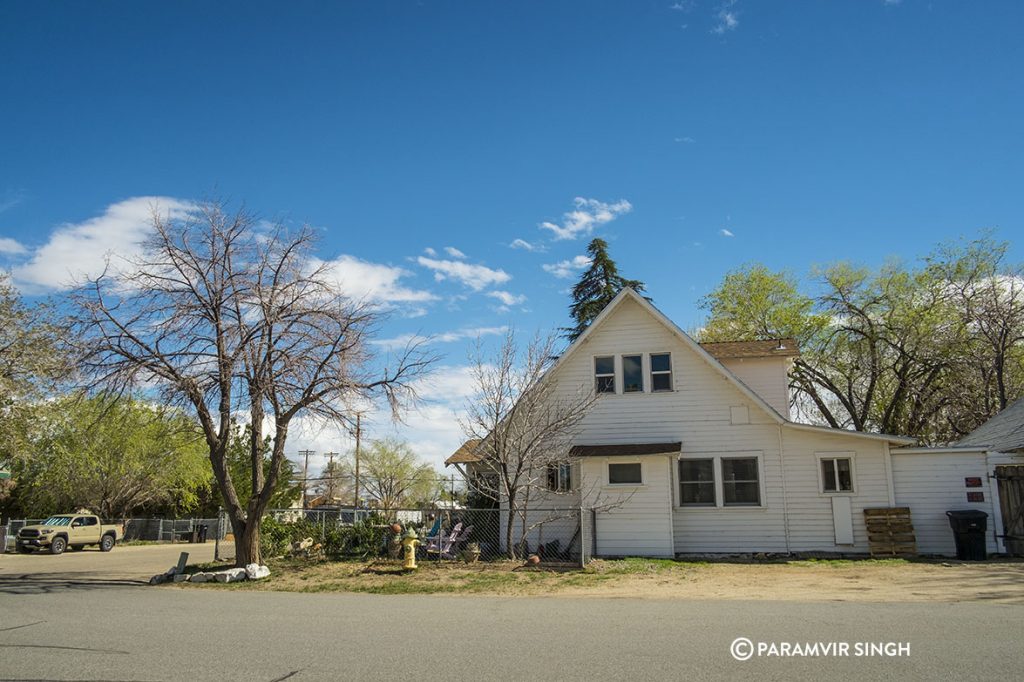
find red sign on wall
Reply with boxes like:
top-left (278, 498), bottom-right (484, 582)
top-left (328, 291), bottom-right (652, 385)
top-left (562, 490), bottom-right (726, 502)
top-left (967, 492), bottom-right (985, 503)
top-left (965, 477), bottom-right (983, 488)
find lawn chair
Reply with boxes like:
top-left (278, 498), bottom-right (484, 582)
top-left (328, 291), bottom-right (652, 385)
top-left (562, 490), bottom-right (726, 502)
top-left (447, 525), bottom-right (474, 560)
top-left (425, 522), bottom-right (462, 559)
top-left (421, 516), bottom-right (442, 543)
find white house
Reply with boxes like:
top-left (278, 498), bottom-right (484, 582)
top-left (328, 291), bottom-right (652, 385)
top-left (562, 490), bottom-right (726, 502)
top-left (446, 288), bottom-right (1024, 558)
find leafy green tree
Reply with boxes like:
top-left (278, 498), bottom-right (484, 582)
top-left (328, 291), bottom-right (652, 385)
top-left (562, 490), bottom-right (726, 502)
top-left (198, 426), bottom-right (304, 514)
top-left (9, 395), bottom-right (211, 518)
top-left (565, 238), bottom-right (648, 341)
top-left (358, 439), bottom-right (437, 512)
top-left (0, 273), bottom-right (66, 487)
top-left (698, 236), bottom-right (1024, 444)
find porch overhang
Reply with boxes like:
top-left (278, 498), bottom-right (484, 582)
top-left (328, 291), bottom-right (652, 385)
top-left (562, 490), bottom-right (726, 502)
top-left (570, 442), bottom-right (682, 458)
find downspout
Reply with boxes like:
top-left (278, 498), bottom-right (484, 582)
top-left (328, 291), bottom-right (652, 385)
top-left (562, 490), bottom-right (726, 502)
top-left (667, 453), bottom-right (676, 557)
top-left (882, 442), bottom-right (896, 507)
top-left (777, 425), bottom-right (791, 554)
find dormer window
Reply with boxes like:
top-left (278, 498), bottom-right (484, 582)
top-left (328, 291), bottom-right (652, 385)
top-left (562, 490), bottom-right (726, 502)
top-left (595, 356), bottom-right (616, 393)
top-left (650, 353), bottom-right (672, 391)
top-left (622, 355), bottom-right (643, 393)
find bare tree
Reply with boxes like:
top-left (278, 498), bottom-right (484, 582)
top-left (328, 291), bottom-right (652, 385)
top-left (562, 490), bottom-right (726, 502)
top-left (70, 201), bottom-right (433, 565)
top-left (358, 438), bottom-right (437, 513)
top-left (461, 330), bottom-right (596, 559)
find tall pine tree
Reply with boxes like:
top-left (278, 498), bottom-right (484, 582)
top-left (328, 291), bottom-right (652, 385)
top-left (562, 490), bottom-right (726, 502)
top-left (565, 238), bottom-right (648, 341)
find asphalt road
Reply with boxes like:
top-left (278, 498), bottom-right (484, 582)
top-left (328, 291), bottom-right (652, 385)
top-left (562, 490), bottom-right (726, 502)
top-left (0, 543), bottom-right (220, 592)
top-left (1, 583), bottom-right (1022, 682)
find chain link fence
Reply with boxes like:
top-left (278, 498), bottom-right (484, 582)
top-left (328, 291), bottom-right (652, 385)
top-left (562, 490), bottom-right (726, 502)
top-left (4, 508), bottom-right (590, 565)
top-left (263, 506), bottom-right (585, 565)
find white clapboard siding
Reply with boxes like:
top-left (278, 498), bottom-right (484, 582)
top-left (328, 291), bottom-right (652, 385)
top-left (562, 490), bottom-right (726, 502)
top-left (719, 357), bottom-right (792, 418)
top-left (891, 451), bottom-right (998, 556)
top-left (777, 429), bottom-right (891, 553)
top-left (581, 455), bottom-right (674, 557)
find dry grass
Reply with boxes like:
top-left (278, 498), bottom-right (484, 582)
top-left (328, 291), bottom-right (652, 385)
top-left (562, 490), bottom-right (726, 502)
top-left (178, 556), bottom-right (1024, 603)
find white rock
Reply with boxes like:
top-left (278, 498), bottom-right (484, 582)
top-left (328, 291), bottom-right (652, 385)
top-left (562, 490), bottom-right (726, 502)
top-left (190, 572), bottom-right (214, 583)
top-left (245, 564), bottom-right (271, 580)
top-left (214, 568), bottom-right (247, 583)
top-left (172, 573), bottom-right (189, 583)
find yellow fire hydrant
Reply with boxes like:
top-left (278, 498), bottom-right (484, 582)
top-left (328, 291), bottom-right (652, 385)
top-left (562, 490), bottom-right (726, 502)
top-left (401, 529), bottom-right (420, 570)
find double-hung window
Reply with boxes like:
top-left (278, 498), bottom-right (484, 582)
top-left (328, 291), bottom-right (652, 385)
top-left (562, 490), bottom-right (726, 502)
top-left (679, 459), bottom-right (716, 505)
top-left (595, 356), bottom-right (616, 394)
top-left (547, 463), bottom-right (573, 492)
top-left (622, 354), bottom-right (643, 393)
top-left (650, 353), bottom-right (672, 391)
top-left (722, 457), bottom-right (761, 506)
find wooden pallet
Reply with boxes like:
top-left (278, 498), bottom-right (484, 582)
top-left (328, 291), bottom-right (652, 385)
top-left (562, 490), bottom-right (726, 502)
top-left (864, 507), bottom-right (918, 557)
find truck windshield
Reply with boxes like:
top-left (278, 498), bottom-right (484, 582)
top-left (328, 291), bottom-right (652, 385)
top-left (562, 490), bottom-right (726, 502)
top-left (41, 516), bottom-right (73, 526)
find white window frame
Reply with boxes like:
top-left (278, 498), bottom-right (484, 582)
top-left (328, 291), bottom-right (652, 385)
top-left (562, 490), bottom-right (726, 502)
top-left (594, 355), bottom-right (616, 395)
top-left (621, 353), bottom-right (645, 394)
top-left (676, 452), bottom-right (766, 509)
top-left (816, 452), bottom-right (857, 495)
top-left (606, 460), bottom-right (644, 487)
top-left (547, 462), bottom-right (573, 492)
top-left (649, 352), bottom-right (673, 392)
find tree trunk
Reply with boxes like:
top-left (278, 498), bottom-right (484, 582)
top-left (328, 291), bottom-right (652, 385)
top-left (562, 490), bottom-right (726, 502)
top-left (505, 502), bottom-right (517, 560)
top-left (231, 515), bottom-right (261, 567)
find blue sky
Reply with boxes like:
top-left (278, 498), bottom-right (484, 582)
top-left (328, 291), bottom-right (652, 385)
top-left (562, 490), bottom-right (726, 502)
top-left (1, 1), bottom-right (1022, 470)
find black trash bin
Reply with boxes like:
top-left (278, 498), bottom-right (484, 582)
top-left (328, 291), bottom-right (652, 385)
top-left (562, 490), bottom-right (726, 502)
top-left (946, 510), bottom-right (989, 560)
top-left (197, 524), bottom-right (208, 544)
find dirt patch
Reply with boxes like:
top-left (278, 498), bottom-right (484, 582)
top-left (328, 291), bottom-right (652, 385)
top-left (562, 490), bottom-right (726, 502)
top-left (176, 556), bottom-right (1024, 603)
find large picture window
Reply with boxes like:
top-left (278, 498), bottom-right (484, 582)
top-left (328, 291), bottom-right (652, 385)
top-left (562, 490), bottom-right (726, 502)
top-left (679, 458), bottom-right (715, 505)
top-left (678, 454), bottom-right (763, 508)
top-left (622, 354), bottom-right (643, 393)
top-left (608, 462), bottom-right (643, 485)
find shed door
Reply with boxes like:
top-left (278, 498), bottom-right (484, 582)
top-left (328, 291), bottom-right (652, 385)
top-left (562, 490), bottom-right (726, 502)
top-left (995, 465), bottom-right (1024, 556)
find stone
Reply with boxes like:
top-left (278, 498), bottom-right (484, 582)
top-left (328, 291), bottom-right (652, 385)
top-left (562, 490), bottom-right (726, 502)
top-left (213, 567), bottom-right (248, 583)
top-left (245, 563), bottom-right (271, 580)
top-left (172, 573), bottom-right (189, 583)
top-left (190, 572), bottom-right (213, 583)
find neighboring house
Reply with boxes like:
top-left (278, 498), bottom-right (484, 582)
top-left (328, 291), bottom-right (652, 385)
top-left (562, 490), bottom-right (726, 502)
top-left (446, 288), bottom-right (1024, 558)
top-left (888, 398), bottom-right (1024, 556)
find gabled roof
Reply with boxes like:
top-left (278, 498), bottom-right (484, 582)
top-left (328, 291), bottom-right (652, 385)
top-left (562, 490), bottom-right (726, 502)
top-left (550, 288), bottom-right (913, 446)
top-left (957, 397), bottom-right (1024, 452)
top-left (700, 339), bottom-right (800, 359)
top-left (445, 438), bottom-right (482, 466)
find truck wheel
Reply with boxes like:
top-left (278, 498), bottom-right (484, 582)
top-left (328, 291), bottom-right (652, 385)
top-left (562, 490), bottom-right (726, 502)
top-left (100, 534), bottom-right (116, 552)
top-left (50, 536), bottom-right (67, 555)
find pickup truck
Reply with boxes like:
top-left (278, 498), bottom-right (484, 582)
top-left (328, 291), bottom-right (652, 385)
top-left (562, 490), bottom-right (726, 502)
top-left (16, 514), bottom-right (120, 554)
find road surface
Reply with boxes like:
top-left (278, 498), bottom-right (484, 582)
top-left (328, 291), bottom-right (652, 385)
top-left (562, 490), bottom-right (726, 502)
top-left (1, 580), bottom-right (1021, 681)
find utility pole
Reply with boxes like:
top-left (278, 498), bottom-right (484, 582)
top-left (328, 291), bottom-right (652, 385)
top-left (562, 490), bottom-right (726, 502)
top-left (325, 452), bottom-right (338, 504)
top-left (299, 450), bottom-right (315, 509)
top-left (353, 414), bottom-right (362, 510)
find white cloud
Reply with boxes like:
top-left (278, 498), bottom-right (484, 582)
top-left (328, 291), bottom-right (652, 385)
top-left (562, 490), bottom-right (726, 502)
top-left (670, 1), bottom-right (695, 10)
top-left (0, 237), bottom-right (26, 255)
top-left (712, 1), bottom-right (739, 34)
top-left (373, 326), bottom-right (507, 350)
top-left (318, 254), bottom-right (437, 304)
top-left (509, 238), bottom-right (544, 253)
top-left (12, 196), bottom-right (194, 293)
top-left (423, 247), bottom-right (437, 256)
top-left (416, 256), bottom-right (511, 291)
top-left (444, 246), bottom-right (466, 259)
top-left (539, 197), bottom-right (633, 241)
top-left (674, 136), bottom-right (695, 144)
top-left (486, 290), bottom-right (527, 307)
top-left (720, 228), bottom-right (735, 237)
top-left (543, 255), bottom-right (592, 279)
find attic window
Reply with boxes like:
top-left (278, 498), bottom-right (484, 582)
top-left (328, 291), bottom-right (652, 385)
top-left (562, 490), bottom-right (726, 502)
top-left (623, 355), bottom-right (643, 393)
top-left (651, 353), bottom-right (672, 392)
top-left (595, 356), bottom-right (615, 394)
